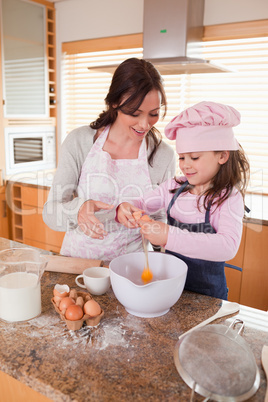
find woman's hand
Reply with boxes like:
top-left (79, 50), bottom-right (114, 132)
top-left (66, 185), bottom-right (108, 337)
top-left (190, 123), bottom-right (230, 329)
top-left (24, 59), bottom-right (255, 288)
top-left (78, 200), bottom-right (114, 239)
top-left (140, 220), bottom-right (169, 247)
top-left (117, 202), bottom-right (143, 228)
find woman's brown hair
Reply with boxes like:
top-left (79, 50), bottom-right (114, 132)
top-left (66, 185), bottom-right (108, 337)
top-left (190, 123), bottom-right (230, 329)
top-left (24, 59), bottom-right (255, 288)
top-left (172, 147), bottom-right (250, 210)
top-left (90, 58), bottom-right (167, 165)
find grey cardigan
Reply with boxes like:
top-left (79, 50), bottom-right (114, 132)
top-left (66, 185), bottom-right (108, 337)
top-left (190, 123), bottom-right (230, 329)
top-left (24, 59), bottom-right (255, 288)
top-left (43, 125), bottom-right (176, 231)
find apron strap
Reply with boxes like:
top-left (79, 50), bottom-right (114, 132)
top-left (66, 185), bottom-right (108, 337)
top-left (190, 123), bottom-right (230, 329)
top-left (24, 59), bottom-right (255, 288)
top-left (167, 180), bottom-right (213, 224)
top-left (225, 262), bottom-right (243, 272)
top-left (167, 180), bottom-right (189, 218)
top-left (245, 205), bottom-right (250, 213)
top-left (205, 201), bottom-right (212, 223)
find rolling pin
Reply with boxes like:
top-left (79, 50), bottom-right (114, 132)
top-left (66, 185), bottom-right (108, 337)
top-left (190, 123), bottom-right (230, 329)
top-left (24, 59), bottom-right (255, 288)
top-left (45, 254), bottom-right (109, 274)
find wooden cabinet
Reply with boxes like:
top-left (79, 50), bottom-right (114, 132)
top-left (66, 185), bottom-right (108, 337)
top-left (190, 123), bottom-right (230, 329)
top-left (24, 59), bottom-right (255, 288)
top-left (240, 223), bottom-right (268, 311)
top-left (0, 370), bottom-right (51, 402)
top-left (0, 186), bottom-right (10, 239)
top-left (0, 0), bottom-right (57, 176)
top-left (225, 220), bottom-right (268, 311)
top-left (8, 182), bottom-right (64, 253)
top-left (47, 6), bottom-right (57, 119)
top-left (225, 225), bottom-right (246, 303)
top-left (1, 0), bottom-right (56, 119)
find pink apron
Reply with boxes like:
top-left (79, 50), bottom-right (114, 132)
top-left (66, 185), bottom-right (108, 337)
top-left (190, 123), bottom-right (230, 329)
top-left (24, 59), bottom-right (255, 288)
top-left (61, 126), bottom-right (153, 260)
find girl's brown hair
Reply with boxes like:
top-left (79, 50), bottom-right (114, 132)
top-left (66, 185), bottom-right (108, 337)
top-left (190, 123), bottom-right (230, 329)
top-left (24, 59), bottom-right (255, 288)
top-left (90, 58), bottom-right (167, 165)
top-left (173, 147), bottom-right (250, 210)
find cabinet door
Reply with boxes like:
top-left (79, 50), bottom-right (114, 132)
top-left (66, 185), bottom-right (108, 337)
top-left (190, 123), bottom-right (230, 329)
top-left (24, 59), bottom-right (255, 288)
top-left (21, 185), bottom-right (49, 209)
top-left (23, 207), bottom-right (47, 245)
top-left (0, 187), bottom-right (9, 238)
top-left (239, 223), bottom-right (268, 311)
top-left (21, 185), bottom-right (64, 252)
top-left (225, 225), bottom-right (245, 303)
top-left (23, 206), bottom-right (64, 252)
top-left (2, 0), bottom-right (48, 117)
top-left (0, 370), bottom-right (51, 402)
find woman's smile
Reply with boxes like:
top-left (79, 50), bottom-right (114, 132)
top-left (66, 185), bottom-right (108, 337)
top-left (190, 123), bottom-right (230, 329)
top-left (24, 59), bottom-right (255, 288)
top-left (132, 127), bottom-right (146, 137)
top-left (111, 89), bottom-right (161, 143)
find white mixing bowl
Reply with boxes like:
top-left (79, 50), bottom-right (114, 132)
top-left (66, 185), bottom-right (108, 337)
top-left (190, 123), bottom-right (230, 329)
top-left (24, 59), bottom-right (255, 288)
top-left (109, 252), bottom-right (188, 318)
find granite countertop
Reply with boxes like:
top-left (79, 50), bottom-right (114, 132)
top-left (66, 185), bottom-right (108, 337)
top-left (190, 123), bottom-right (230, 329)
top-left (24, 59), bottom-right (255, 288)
top-left (0, 238), bottom-right (268, 401)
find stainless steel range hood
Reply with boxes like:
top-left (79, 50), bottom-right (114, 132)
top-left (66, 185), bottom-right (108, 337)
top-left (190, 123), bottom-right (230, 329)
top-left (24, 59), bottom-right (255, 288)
top-left (89, 0), bottom-right (229, 75)
top-left (142, 0), bottom-right (228, 74)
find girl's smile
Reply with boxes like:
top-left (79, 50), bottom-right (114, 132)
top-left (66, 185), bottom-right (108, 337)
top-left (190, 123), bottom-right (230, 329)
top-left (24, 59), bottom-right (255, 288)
top-left (179, 151), bottom-right (229, 194)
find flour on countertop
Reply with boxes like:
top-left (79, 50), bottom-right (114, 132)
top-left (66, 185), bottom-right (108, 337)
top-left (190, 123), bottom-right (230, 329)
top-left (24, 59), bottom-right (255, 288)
top-left (1, 312), bottom-right (145, 351)
top-left (30, 313), bottom-right (60, 328)
top-left (92, 318), bottom-right (129, 350)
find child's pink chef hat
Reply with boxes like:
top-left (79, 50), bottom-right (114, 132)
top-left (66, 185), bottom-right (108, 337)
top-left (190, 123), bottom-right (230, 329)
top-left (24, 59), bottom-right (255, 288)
top-left (164, 101), bottom-right (240, 153)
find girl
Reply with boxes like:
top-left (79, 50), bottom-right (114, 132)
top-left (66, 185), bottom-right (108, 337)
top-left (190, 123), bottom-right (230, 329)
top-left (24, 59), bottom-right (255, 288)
top-left (117, 101), bottom-right (250, 300)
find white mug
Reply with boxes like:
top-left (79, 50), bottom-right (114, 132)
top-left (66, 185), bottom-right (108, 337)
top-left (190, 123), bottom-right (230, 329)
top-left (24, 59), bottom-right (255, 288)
top-left (75, 267), bottom-right (110, 296)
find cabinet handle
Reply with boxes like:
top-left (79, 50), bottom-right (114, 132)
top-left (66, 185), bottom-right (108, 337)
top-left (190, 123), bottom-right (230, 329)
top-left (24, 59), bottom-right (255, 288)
top-left (2, 200), bottom-right (7, 218)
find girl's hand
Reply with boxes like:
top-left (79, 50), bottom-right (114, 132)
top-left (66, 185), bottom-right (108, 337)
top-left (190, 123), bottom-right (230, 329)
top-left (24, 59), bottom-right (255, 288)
top-left (117, 202), bottom-right (144, 228)
top-left (140, 220), bottom-right (169, 247)
top-left (78, 200), bottom-right (114, 239)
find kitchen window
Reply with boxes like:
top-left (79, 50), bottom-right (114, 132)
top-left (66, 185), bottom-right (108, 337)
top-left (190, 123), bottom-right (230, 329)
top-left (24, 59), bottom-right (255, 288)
top-left (62, 33), bottom-right (268, 197)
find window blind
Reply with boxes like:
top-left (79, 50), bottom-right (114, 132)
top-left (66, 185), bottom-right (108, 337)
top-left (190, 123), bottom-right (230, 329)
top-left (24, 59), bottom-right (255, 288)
top-left (62, 37), bottom-right (268, 195)
top-left (62, 48), bottom-right (143, 134)
top-left (4, 58), bottom-right (46, 116)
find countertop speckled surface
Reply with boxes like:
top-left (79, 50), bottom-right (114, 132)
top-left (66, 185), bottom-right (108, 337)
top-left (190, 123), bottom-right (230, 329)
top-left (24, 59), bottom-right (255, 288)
top-left (0, 238), bottom-right (267, 401)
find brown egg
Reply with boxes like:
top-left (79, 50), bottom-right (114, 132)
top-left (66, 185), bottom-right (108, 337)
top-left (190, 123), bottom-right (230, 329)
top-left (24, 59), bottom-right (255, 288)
top-left (65, 305), bottom-right (84, 321)
top-left (84, 299), bottom-right (101, 317)
top-left (53, 284), bottom-right (70, 299)
top-left (140, 214), bottom-right (151, 222)
top-left (132, 211), bottom-right (152, 225)
top-left (53, 297), bottom-right (62, 307)
top-left (85, 294), bottom-right (92, 302)
top-left (69, 288), bottom-right (78, 300)
top-left (76, 296), bottom-right (84, 308)
top-left (59, 297), bottom-right (75, 311)
top-left (132, 210), bottom-right (143, 221)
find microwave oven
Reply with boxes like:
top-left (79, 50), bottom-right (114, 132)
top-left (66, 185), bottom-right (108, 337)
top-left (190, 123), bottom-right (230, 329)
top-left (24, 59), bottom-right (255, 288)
top-left (5, 126), bottom-right (56, 175)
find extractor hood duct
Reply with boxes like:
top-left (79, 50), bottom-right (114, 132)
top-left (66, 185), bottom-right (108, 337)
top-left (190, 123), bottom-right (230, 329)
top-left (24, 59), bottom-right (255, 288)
top-left (89, 0), bottom-right (229, 75)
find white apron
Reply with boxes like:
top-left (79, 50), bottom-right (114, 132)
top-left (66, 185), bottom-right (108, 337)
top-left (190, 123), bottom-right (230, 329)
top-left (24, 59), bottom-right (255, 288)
top-left (61, 126), bottom-right (153, 260)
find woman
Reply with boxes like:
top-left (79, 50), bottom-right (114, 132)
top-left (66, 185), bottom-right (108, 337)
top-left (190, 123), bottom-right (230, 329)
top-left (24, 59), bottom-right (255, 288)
top-left (43, 58), bottom-right (176, 261)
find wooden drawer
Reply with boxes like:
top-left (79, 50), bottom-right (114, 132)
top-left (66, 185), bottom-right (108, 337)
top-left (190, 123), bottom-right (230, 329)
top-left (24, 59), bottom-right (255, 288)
top-left (23, 210), bottom-right (47, 243)
top-left (24, 238), bottom-right (62, 254)
top-left (23, 207), bottom-right (64, 249)
top-left (45, 226), bottom-right (65, 250)
top-left (21, 186), bottom-right (50, 208)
